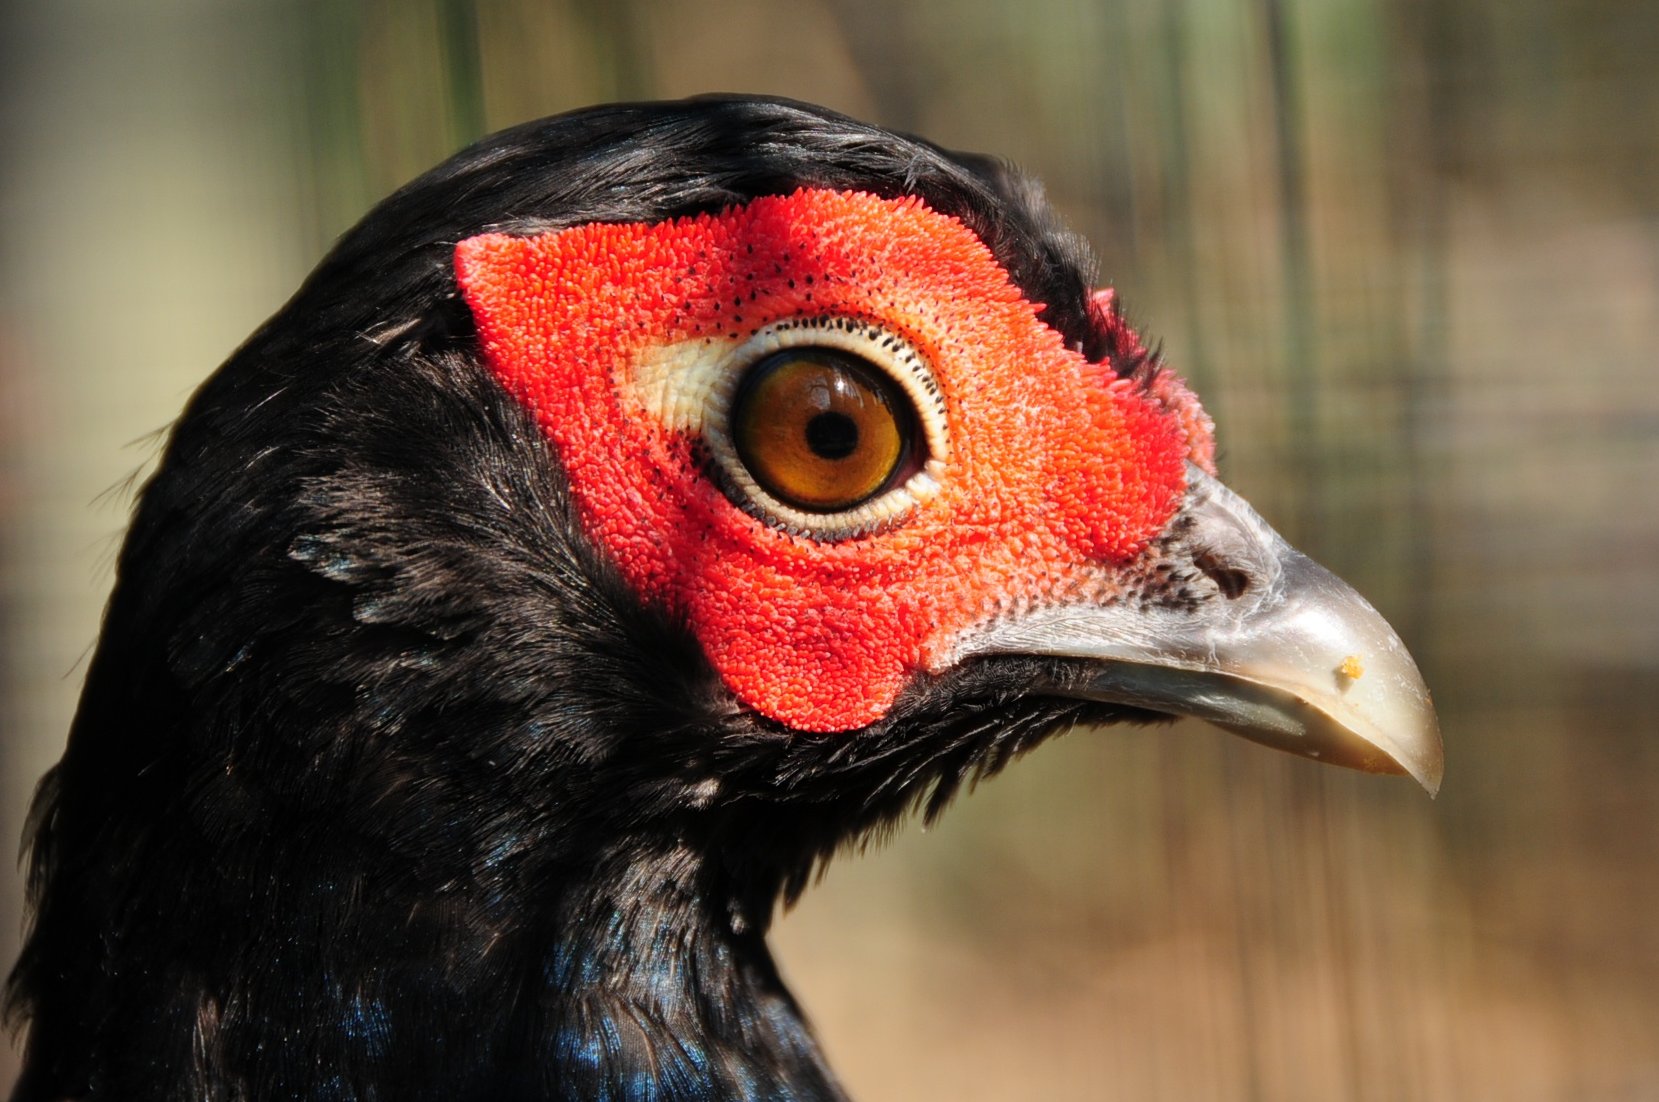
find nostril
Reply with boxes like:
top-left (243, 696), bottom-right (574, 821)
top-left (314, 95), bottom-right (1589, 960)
top-left (1193, 549), bottom-right (1251, 600)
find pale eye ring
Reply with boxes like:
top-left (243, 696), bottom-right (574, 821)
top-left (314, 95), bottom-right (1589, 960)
top-left (706, 317), bottom-right (949, 539)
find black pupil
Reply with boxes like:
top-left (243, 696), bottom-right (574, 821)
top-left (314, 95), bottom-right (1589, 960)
top-left (805, 411), bottom-right (859, 460)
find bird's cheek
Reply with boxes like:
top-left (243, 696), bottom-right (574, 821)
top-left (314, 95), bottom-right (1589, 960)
top-left (685, 559), bottom-right (918, 731)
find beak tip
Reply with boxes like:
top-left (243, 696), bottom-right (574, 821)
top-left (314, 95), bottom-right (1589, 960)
top-left (1405, 720), bottom-right (1445, 797)
top-left (1321, 665), bottom-right (1444, 795)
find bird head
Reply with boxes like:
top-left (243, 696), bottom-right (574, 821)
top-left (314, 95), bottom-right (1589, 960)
top-left (452, 183), bottom-right (1439, 791)
top-left (7, 96), bottom-right (1441, 1102)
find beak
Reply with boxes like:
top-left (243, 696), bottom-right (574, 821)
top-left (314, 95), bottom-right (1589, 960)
top-left (953, 469), bottom-right (1444, 794)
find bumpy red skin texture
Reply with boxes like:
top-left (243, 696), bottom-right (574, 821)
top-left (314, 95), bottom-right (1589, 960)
top-left (1090, 287), bottom-right (1216, 476)
top-left (456, 190), bottom-right (1210, 732)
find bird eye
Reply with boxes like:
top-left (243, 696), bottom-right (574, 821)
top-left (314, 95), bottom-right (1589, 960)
top-left (646, 315), bottom-right (947, 539)
top-left (732, 349), bottom-right (916, 512)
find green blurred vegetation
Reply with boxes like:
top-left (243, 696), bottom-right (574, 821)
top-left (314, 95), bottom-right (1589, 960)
top-left (2, 0), bottom-right (1655, 1097)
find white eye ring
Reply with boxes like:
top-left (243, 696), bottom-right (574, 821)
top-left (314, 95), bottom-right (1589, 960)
top-left (630, 316), bottom-right (949, 540)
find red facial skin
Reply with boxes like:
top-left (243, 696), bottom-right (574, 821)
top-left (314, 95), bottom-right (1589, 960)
top-left (455, 189), bottom-right (1211, 731)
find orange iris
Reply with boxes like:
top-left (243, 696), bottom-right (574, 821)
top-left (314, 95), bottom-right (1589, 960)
top-left (732, 350), bottom-right (912, 511)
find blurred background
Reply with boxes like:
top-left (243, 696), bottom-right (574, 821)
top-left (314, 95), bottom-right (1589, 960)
top-left (1, 0), bottom-right (1655, 1097)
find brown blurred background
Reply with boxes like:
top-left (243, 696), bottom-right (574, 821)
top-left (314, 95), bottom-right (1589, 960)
top-left (2, 0), bottom-right (1655, 1098)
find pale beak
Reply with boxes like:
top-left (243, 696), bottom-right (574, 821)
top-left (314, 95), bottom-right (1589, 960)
top-left (952, 470), bottom-right (1444, 794)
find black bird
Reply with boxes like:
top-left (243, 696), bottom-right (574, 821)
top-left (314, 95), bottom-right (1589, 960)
top-left (6, 96), bottom-right (1440, 1101)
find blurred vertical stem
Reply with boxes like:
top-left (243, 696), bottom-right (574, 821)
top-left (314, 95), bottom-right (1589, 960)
top-left (300, 0), bottom-right (371, 254)
top-left (1155, 0), bottom-right (1215, 405)
top-left (1390, 0), bottom-right (1457, 660)
top-left (438, 0), bottom-right (486, 146)
top-left (1261, 0), bottom-right (1321, 542)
